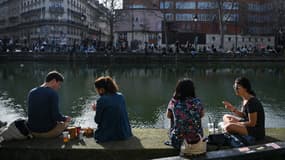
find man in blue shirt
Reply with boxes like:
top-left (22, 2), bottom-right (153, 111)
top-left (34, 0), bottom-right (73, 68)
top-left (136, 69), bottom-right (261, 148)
top-left (27, 71), bottom-right (71, 138)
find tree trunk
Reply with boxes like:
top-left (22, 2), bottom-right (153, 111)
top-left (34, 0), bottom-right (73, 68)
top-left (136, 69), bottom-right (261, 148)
top-left (217, 0), bottom-right (224, 49)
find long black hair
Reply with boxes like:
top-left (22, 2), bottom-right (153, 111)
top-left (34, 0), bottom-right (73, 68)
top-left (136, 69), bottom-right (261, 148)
top-left (235, 77), bottom-right (256, 96)
top-left (173, 78), bottom-right (196, 100)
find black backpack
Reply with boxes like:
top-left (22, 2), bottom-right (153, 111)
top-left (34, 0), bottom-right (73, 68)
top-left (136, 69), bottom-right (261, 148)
top-left (207, 133), bottom-right (255, 150)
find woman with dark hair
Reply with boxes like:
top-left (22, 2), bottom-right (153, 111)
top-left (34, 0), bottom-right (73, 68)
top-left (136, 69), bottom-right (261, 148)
top-left (222, 77), bottom-right (265, 140)
top-left (92, 76), bottom-right (132, 142)
top-left (166, 78), bottom-right (205, 149)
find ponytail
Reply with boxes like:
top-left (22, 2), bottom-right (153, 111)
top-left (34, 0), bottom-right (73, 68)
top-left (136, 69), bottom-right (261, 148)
top-left (248, 90), bottom-right (256, 96)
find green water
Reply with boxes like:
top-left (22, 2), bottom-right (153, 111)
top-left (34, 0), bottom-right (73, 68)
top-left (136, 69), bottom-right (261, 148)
top-left (0, 62), bottom-right (285, 128)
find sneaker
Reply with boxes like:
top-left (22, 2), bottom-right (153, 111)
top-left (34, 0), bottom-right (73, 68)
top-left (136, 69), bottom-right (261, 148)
top-left (0, 121), bottom-right (7, 128)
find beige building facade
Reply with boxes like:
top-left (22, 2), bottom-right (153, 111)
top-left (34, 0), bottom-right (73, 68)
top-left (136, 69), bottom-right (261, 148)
top-left (0, 0), bottom-right (109, 51)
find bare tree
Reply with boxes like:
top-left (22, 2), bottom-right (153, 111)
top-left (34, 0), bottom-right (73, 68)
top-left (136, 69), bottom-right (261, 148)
top-left (271, 0), bottom-right (285, 49)
top-left (214, 0), bottom-right (237, 49)
top-left (101, 0), bottom-right (122, 48)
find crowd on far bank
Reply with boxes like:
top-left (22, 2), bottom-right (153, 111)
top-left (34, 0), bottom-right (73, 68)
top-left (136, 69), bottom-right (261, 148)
top-left (1, 70), bottom-right (265, 156)
top-left (0, 38), bottom-right (283, 57)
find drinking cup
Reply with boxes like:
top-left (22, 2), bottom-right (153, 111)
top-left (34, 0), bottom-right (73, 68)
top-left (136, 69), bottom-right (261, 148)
top-left (63, 131), bottom-right (69, 143)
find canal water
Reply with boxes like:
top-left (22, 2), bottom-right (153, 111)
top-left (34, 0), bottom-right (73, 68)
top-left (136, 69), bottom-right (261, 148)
top-left (0, 61), bottom-right (285, 129)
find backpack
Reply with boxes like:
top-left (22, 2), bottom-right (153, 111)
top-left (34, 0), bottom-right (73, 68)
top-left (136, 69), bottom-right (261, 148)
top-left (207, 133), bottom-right (255, 150)
top-left (0, 118), bottom-right (32, 142)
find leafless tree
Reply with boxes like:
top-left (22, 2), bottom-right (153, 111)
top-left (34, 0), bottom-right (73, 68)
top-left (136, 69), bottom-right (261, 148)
top-left (271, 0), bottom-right (285, 49)
top-left (214, 0), bottom-right (237, 49)
top-left (101, 0), bottom-right (122, 48)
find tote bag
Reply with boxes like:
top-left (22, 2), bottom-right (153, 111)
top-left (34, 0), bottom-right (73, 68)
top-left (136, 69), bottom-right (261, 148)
top-left (180, 135), bottom-right (207, 156)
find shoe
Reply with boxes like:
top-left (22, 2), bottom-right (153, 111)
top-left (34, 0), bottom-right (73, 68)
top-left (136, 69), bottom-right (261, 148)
top-left (0, 121), bottom-right (7, 127)
top-left (164, 140), bottom-right (172, 146)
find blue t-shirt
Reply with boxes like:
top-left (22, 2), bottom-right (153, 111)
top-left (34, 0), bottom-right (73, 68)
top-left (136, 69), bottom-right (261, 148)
top-left (27, 87), bottom-right (66, 132)
top-left (94, 92), bottom-right (132, 142)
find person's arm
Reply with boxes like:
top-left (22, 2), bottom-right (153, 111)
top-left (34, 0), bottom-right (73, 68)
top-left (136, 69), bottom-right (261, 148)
top-left (231, 108), bottom-right (246, 118)
top-left (166, 109), bottom-right (173, 119)
top-left (166, 98), bottom-right (175, 119)
top-left (166, 109), bottom-right (174, 129)
top-left (196, 99), bottom-right (205, 118)
top-left (94, 98), bottom-right (104, 124)
top-left (239, 112), bottom-right (257, 127)
top-left (223, 101), bottom-right (245, 118)
top-left (166, 98), bottom-right (175, 129)
top-left (239, 99), bottom-right (258, 127)
top-left (50, 92), bottom-right (67, 122)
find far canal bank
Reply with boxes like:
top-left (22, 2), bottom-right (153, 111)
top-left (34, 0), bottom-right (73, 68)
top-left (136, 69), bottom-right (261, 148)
top-left (1, 52), bottom-right (285, 63)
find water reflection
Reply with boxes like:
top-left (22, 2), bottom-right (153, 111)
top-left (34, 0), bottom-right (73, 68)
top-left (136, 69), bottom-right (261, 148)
top-left (0, 62), bottom-right (284, 128)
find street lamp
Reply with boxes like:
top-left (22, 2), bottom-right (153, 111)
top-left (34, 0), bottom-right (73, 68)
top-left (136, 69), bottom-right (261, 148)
top-left (235, 0), bottom-right (238, 52)
top-left (193, 14), bottom-right (198, 22)
top-left (193, 14), bottom-right (198, 51)
top-left (80, 14), bottom-right (86, 51)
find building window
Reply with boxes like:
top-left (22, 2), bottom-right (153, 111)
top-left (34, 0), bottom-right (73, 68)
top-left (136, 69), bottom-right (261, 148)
top-left (119, 32), bottom-right (127, 40)
top-left (176, 13), bottom-right (194, 21)
top-left (176, 2), bottom-right (195, 9)
top-left (223, 2), bottom-right (239, 10)
top-left (160, 1), bottom-right (173, 9)
top-left (198, 2), bottom-right (217, 9)
top-left (212, 37), bottom-right (216, 41)
top-left (165, 13), bottom-right (173, 21)
top-left (228, 37), bottom-right (232, 42)
top-left (129, 4), bottom-right (145, 9)
top-left (223, 14), bottom-right (239, 22)
top-left (198, 14), bottom-right (215, 22)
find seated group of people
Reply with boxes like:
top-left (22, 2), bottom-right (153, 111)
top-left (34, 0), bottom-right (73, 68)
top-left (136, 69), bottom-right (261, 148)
top-left (166, 77), bottom-right (265, 150)
top-left (0, 71), bottom-right (265, 152)
top-left (0, 71), bottom-right (132, 143)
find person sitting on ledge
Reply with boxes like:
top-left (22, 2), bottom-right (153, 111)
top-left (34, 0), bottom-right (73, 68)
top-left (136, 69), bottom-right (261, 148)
top-left (91, 76), bottom-right (132, 143)
top-left (27, 70), bottom-right (72, 138)
top-left (222, 77), bottom-right (265, 140)
top-left (166, 78), bottom-right (205, 149)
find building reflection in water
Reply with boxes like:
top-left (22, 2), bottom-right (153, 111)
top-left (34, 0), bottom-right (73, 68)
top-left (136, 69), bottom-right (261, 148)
top-left (0, 62), bottom-right (284, 128)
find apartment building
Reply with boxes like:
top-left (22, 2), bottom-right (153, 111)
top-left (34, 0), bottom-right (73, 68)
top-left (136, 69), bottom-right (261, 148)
top-left (0, 0), bottom-right (109, 50)
top-left (115, 0), bottom-right (278, 50)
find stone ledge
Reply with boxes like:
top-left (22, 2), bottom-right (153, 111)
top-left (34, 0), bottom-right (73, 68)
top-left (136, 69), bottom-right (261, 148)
top-left (0, 128), bottom-right (285, 160)
top-left (0, 129), bottom-right (177, 160)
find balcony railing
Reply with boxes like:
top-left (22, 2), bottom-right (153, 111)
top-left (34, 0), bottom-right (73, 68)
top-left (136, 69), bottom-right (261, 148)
top-left (49, 6), bottom-right (64, 14)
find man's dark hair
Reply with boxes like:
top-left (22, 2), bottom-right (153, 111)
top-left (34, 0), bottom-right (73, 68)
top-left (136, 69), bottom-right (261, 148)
top-left (45, 71), bottom-right (64, 82)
